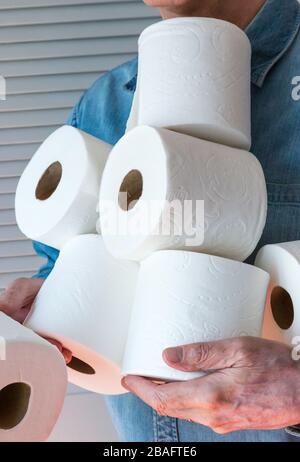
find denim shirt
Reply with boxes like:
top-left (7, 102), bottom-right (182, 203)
top-left (33, 0), bottom-right (300, 278)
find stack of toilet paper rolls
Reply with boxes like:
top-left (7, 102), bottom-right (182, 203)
top-left (99, 18), bottom-right (270, 381)
top-left (13, 16), bottom-right (272, 412)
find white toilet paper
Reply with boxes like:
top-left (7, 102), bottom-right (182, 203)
top-left (99, 126), bottom-right (267, 262)
top-left (0, 313), bottom-right (67, 442)
top-left (25, 235), bottom-right (139, 395)
top-left (137, 18), bottom-right (251, 150)
top-left (122, 251), bottom-right (269, 381)
top-left (15, 126), bottom-right (111, 249)
top-left (255, 241), bottom-right (300, 346)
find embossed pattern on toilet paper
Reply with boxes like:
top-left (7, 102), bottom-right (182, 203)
top-left (100, 126), bottom-right (267, 262)
top-left (138, 18), bottom-right (251, 149)
top-left (26, 235), bottom-right (139, 395)
top-left (122, 251), bottom-right (269, 381)
top-left (164, 131), bottom-right (267, 260)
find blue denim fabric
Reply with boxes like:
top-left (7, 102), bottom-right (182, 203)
top-left (32, 0), bottom-right (300, 442)
top-left (104, 392), bottom-right (299, 442)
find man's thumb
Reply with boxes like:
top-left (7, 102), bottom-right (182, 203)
top-left (163, 338), bottom-right (244, 372)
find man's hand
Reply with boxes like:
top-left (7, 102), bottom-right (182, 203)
top-left (122, 337), bottom-right (300, 434)
top-left (0, 278), bottom-right (44, 323)
top-left (0, 278), bottom-right (72, 364)
top-left (44, 338), bottom-right (72, 364)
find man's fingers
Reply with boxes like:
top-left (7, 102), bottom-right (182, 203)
top-left (122, 375), bottom-right (197, 415)
top-left (24, 278), bottom-right (44, 293)
top-left (62, 348), bottom-right (73, 364)
top-left (163, 337), bottom-right (256, 372)
top-left (45, 338), bottom-right (63, 352)
top-left (12, 305), bottom-right (32, 323)
top-left (45, 337), bottom-right (72, 364)
top-left (122, 374), bottom-right (221, 416)
top-left (122, 376), bottom-right (161, 409)
top-left (0, 278), bottom-right (44, 322)
top-left (0, 278), bottom-right (44, 312)
top-left (121, 375), bottom-right (229, 430)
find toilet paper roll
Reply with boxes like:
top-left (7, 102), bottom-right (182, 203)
top-left (137, 18), bottom-right (251, 150)
top-left (99, 126), bottom-right (267, 262)
top-left (122, 251), bottom-right (269, 381)
top-left (255, 241), bottom-right (300, 346)
top-left (0, 313), bottom-right (67, 442)
top-left (25, 235), bottom-right (139, 395)
top-left (15, 126), bottom-right (111, 249)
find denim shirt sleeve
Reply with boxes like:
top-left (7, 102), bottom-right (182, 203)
top-left (32, 241), bottom-right (60, 279)
top-left (31, 58), bottom-right (136, 278)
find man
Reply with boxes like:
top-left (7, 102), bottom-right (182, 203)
top-left (1, 0), bottom-right (300, 442)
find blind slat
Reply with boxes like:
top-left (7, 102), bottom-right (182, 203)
top-left (0, 209), bottom-right (16, 226)
top-left (0, 18), bottom-right (156, 44)
top-left (0, 160), bottom-right (28, 177)
top-left (0, 255), bottom-right (44, 271)
top-left (0, 108), bottom-right (70, 129)
top-left (7, 72), bottom-right (101, 95)
top-left (0, 0), bottom-right (135, 8)
top-left (0, 194), bottom-right (15, 210)
top-left (0, 126), bottom-right (60, 146)
top-left (0, 91), bottom-right (81, 112)
top-left (1, 53), bottom-right (136, 77)
top-left (0, 36), bottom-right (137, 61)
top-left (0, 225), bottom-right (27, 241)
top-left (0, 239), bottom-right (35, 258)
top-left (0, 144), bottom-right (40, 161)
top-left (0, 3), bottom-right (156, 27)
